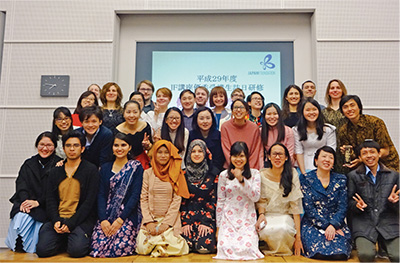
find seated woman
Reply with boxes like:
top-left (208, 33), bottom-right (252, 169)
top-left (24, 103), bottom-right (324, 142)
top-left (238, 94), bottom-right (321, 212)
top-left (255, 142), bottom-right (303, 256)
top-left (136, 140), bottom-right (190, 257)
top-left (299, 146), bottom-right (351, 260)
top-left (215, 141), bottom-right (264, 260)
top-left (116, 101), bottom-right (152, 169)
top-left (6, 132), bottom-right (61, 253)
top-left (71, 90), bottom-right (98, 128)
top-left (90, 133), bottom-right (144, 257)
top-left (188, 107), bottom-right (225, 172)
top-left (181, 140), bottom-right (219, 253)
top-left (100, 82), bottom-right (124, 133)
top-left (52, 107), bottom-right (73, 159)
top-left (293, 98), bottom-right (336, 174)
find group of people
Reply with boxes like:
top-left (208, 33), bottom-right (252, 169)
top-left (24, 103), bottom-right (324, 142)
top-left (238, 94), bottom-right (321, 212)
top-left (5, 79), bottom-right (399, 262)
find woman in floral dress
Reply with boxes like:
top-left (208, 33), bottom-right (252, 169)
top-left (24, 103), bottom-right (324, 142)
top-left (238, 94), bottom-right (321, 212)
top-left (215, 141), bottom-right (264, 260)
top-left (90, 133), bottom-right (144, 257)
top-left (181, 139), bottom-right (219, 253)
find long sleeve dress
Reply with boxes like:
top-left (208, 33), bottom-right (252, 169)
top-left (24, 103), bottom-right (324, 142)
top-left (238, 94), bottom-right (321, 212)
top-left (180, 167), bottom-right (219, 253)
top-left (299, 170), bottom-right (352, 259)
top-left (214, 169), bottom-right (264, 260)
top-left (256, 168), bottom-right (303, 256)
top-left (90, 160), bottom-right (143, 257)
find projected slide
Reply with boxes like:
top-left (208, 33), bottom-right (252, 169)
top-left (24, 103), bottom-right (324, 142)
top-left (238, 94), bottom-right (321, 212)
top-left (152, 51), bottom-right (281, 106)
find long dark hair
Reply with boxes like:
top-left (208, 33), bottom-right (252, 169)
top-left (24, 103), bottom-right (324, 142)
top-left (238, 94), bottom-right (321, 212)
top-left (192, 106), bottom-right (217, 133)
top-left (261, 103), bottom-right (285, 146)
top-left (73, 90), bottom-right (98, 114)
top-left (228, 141), bottom-right (251, 180)
top-left (297, 98), bottom-right (325, 141)
top-left (161, 107), bottom-right (185, 153)
top-left (35, 131), bottom-right (58, 149)
top-left (265, 142), bottom-right (293, 197)
top-left (52, 107), bottom-right (73, 137)
top-left (113, 132), bottom-right (133, 160)
top-left (281, 85), bottom-right (303, 120)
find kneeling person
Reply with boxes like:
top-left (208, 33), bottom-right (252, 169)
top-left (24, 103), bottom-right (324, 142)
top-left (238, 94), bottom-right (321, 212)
top-left (36, 131), bottom-right (99, 258)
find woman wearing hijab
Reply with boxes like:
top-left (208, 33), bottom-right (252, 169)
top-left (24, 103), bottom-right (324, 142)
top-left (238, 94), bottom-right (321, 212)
top-left (181, 140), bottom-right (219, 253)
top-left (136, 140), bottom-right (190, 257)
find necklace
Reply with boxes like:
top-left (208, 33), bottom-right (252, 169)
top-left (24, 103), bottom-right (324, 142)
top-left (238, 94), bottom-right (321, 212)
top-left (38, 160), bottom-right (45, 169)
top-left (108, 109), bottom-right (114, 117)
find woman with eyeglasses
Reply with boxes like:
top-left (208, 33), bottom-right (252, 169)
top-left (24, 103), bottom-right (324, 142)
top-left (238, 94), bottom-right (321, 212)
top-left (71, 90), bottom-right (98, 128)
top-left (52, 107), bottom-right (73, 159)
top-left (6, 132), bottom-right (62, 253)
top-left (221, 99), bottom-right (263, 169)
top-left (156, 107), bottom-right (189, 169)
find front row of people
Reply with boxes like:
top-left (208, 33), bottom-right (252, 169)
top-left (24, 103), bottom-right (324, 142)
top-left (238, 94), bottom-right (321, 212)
top-left (6, 130), bottom-right (399, 262)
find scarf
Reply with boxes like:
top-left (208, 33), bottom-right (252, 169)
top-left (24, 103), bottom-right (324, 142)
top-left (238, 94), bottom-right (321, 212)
top-left (185, 139), bottom-right (209, 184)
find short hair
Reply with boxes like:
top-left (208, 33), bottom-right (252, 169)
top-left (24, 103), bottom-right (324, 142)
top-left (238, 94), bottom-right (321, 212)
top-left (246, 91), bottom-right (265, 109)
top-left (209, 86), bottom-right (228, 107)
top-left (123, 100), bottom-right (142, 112)
top-left (129, 91), bottom-right (145, 102)
top-left (313, 146), bottom-right (336, 167)
top-left (79, 105), bottom-right (103, 123)
top-left (179, 89), bottom-right (195, 99)
top-left (73, 91), bottom-right (99, 115)
top-left (231, 88), bottom-right (245, 98)
top-left (156, 87), bottom-right (173, 100)
top-left (195, 86), bottom-right (209, 96)
top-left (192, 106), bottom-right (217, 132)
top-left (136, 80), bottom-right (155, 92)
top-left (62, 130), bottom-right (86, 148)
top-left (35, 131), bottom-right (57, 149)
top-left (339, 95), bottom-right (363, 115)
top-left (228, 141), bottom-right (251, 180)
top-left (325, 79), bottom-right (348, 108)
top-left (231, 98), bottom-right (250, 112)
top-left (100, 82), bottom-right (123, 111)
top-left (52, 107), bottom-right (73, 137)
top-left (356, 140), bottom-right (381, 157)
top-left (301, 80), bottom-right (316, 89)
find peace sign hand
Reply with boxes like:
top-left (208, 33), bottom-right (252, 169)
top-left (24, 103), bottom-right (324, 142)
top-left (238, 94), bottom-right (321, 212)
top-left (388, 184), bottom-right (399, 203)
top-left (142, 132), bottom-right (152, 150)
top-left (353, 193), bottom-right (367, 211)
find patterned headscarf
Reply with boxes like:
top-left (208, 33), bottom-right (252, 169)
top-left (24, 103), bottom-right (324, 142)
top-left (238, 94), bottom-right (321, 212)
top-left (150, 140), bottom-right (190, 198)
top-left (185, 139), bottom-right (209, 184)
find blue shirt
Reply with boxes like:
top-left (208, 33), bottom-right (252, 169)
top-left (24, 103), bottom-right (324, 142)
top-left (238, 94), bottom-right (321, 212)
top-left (365, 164), bottom-right (380, 184)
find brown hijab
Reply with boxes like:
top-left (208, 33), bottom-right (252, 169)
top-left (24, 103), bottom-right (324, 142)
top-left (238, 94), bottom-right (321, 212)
top-left (150, 140), bottom-right (190, 198)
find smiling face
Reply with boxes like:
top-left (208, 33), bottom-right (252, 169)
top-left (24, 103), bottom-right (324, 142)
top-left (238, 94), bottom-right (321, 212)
top-left (303, 82), bottom-right (316, 98)
top-left (156, 91), bottom-right (171, 108)
top-left (180, 92), bottom-right (195, 111)
top-left (138, 83), bottom-right (154, 101)
top-left (195, 88), bottom-right (208, 106)
top-left (232, 100), bottom-right (248, 120)
top-left (88, 85), bottom-right (100, 98)
top-left (359, 147), bottom-right (380, 170)
top-left (249, 93), bottom-right (263, 110)
top-left (230, 151), bottom-right (247, 170)
top-left (82, 115), bottom-right (102, 136)
top-left (285, 88), bottom-right (301, 106)
top-left (212, 92), bottom-right (225, 108)
top-left (191, 145), bottom-right (205, 164)
top-left (156, 145), bottom-right (170, 166)
top-left (55, 112), bottom-right (72, 132)
top-left (113, 138), bottom-right (131, 159)
top-left (81, 94), bottom-right (96, 108)
top-left (130, 94), bottom-right (144, 111)
top-left (123, 103), bottom-right (141, 125)
top-left (315, 150), bottom-right (335, 171)
top-left (106, 85), bottom-right (118, 103)
top-left (264, 106), bottom-right (279, 127)
top-left (303, 102), bottom-right (319, 123)
top-left (37, 137), bottom-right (55, 159)
top-left (197, 110), bottom-right (213, 132)
top-left (165, 110), bottom-right (181, 132)
top-left (341, 99), bottom-right (360, 122)
top-left (328, 81), bottom-right (343, 100)
top-left (268, 144), bottom-right (287, 169)
top-left (231, 91), bottom-right (244, 102)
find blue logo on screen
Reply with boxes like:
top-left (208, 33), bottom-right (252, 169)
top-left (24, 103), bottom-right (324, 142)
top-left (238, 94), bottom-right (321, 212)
top-left (260, 54), bottom-right (275, 70)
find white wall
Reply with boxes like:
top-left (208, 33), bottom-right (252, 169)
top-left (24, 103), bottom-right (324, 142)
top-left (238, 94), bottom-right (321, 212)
top-left (0, 0), bottom-right (398, 245)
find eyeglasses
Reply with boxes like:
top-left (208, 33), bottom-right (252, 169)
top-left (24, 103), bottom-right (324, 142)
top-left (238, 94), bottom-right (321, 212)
top-left (167, 117), bottom-right (181, 121)
top-left (56, 117), bottom-right (71, 122)
top-left (139, 88), bottom-right (153, 92)
top-left (251, 97), bottom-right (263, 101)
top-left (82, 97), bottom-right (95, 102)
top-left (270, 152), bottom-right (285, 158)
top-left (65, 143), bottom-right (81, 148)
top-left (233, 106), bottom-right (246, 111)
top-left (38, 144), bottom-right (54, 149)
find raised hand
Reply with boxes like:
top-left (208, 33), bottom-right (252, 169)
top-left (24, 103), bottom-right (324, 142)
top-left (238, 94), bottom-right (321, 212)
top-left (353, 193), bottom-right (367, 211)
top-left (388, 184), bottom-right (399, 203)
top-left (142, 132), bottom-right (151, 150)
top-left (230, 168), bottom-right (244, 183)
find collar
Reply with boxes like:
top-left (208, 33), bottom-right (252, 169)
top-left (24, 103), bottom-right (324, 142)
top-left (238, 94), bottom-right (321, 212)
top-left (83, 126), bottom-right (101, 147)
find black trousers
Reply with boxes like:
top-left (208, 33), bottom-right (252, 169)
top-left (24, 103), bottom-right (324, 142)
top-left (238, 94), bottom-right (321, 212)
top-left (36, 222), bottom-right (90, 258)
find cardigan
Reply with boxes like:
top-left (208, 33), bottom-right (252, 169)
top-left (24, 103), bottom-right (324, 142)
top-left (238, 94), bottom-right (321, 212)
top-left (9, 154), bottom-right (62, 222)
top-left (46, 159), bottom-right (99, 234)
